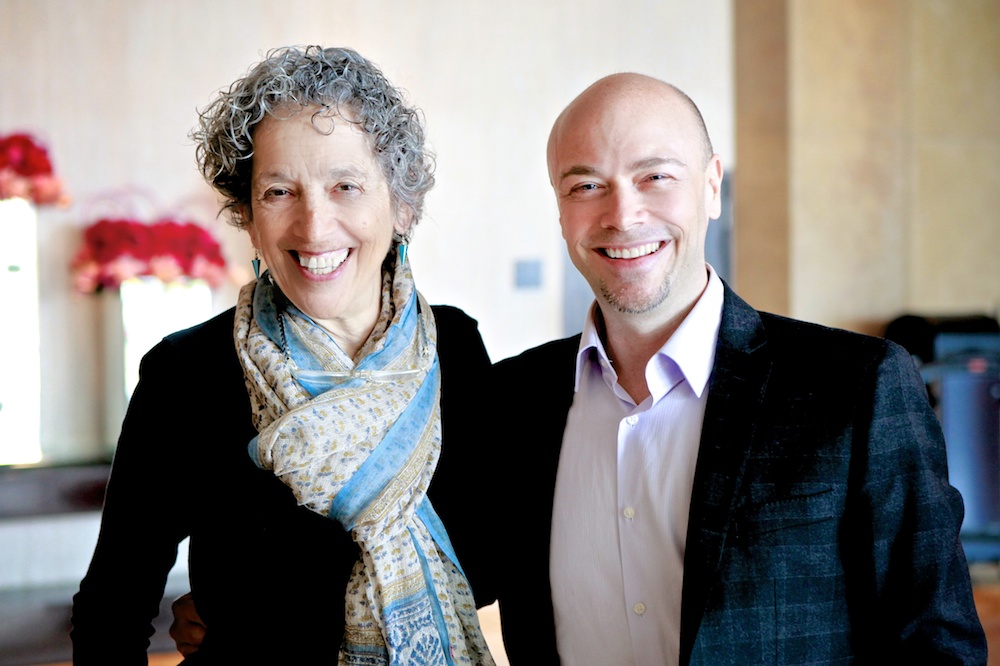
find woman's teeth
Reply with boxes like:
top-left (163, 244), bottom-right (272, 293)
top-left (299, 249), bottom-right (349, 274)
top-left (604, 242), bottom-right (661, 259)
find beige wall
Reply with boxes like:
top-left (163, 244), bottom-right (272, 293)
top-left (4, 0), bottom-right (996, 465)
top-left (0, 0), bottom-right (733, 462)
top-left (735, 0), bottom-right (1000, 335)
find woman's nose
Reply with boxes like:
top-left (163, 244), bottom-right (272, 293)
top-left (296, 191), bottom-right (335, 236)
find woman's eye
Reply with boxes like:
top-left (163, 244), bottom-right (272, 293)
top-left (263, 187), bottom-right (290, 198)
top-left (336, 182), bottom-right (360, 192)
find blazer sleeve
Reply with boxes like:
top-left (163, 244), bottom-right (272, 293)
top-left (427, 305), bottom-right (500, 609)
top-left (858, 340), bottom-right (986, 662)
top-left (70, 335), bottom-right (195, 664)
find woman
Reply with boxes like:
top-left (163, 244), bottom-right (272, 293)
top-left (71, 46), bottom-right (497, 665)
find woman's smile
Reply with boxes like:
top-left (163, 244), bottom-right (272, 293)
top-left (295, 249), bottom-right (351, 276)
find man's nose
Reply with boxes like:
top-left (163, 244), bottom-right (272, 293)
top-left (602, 186), bottom-right (643, 230)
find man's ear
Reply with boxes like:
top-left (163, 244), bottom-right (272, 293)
top-left (705, 154), bottom-right (724, 220)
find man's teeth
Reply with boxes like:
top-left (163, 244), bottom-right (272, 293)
top-left (299, 250), bottom-right (349, 274)
top-left (604, 242), bottom-right (661, 259)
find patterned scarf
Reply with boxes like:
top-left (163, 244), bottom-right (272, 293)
top-left (234, 250), bottom-right (494, 666)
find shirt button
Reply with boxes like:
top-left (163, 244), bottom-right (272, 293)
top-left (626, 415), bottom-right (638, 426)
top-left (633, 602), bottom-right (646, 616)
top-left (623, 506), bottom-right (636, 519)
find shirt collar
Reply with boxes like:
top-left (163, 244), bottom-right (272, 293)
top-left (574, 265), bottom-right (724, 400)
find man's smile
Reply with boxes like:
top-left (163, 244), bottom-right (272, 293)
top-left (600, 241), bottom-right (663, 259)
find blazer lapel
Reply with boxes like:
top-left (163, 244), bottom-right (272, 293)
top-left (679, 284), bottom-right (772, 665)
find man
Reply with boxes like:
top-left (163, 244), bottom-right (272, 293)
top-left (491, 73), bottom-right (986, 664)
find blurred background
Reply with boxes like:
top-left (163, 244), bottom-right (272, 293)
top-left (0, 0), bottom-right (997, 664)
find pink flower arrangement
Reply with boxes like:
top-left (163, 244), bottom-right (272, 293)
top-left (0, 132), bottom-right (70, 206)
top-left (71, 218), bottom-right (229, 293)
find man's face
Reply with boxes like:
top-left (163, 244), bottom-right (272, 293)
top-left (549, 87), bottom-right (722, 320)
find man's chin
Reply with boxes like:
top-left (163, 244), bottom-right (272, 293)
top-left (599, 280), bottom-right (672, 316)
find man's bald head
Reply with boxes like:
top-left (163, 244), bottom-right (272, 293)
top-left (547, 73), bottom-right (714, 185)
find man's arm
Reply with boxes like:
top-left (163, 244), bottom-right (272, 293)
top-left (169, 592), bottom-right (206, 658)
top-left (861, 340), bottom-right (987, 662)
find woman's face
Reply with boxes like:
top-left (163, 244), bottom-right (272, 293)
top-left (247, 108), bottom-right (409, 347)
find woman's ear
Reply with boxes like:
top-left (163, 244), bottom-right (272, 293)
top-left (394, 206), bottom-right (414, 239)
top-left (240, 205), bottom-right (258, 248)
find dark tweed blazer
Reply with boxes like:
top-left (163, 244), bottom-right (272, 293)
top-left (492, 283), bottom-right (986, 665)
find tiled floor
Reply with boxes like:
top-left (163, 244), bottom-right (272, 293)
top-left (971, 562), bottom-right (1000, 666)
top-left (975, 589), bottom-right (1000, 666)
top-left (479, 602), bottom-right (510, 666)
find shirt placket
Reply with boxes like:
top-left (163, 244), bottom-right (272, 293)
top-left (618, 410), bottom-right (653, 660)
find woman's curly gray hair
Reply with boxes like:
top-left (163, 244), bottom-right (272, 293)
top-left (192, 45), bottom-right (435, 230)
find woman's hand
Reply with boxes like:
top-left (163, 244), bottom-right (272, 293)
top-left (169, 592), bottom-right (206, 657)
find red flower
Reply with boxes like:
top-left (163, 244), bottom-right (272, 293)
top-left (0, 132), bottom-right (69, 206)
top-left (71, 217), bottom-right (230, 293)
top-left (0, 133), bottom-right (53, 176)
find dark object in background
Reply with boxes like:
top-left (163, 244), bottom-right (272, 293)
top-left (885, 314), bottom-right (1000, 561)
top-left (884, 314), bottom-right (999, 366)
top-left (0, 462), bottom-right (110, 520)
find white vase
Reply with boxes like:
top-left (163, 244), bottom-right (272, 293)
top-left (100, 288), bottom-right (128, 453)
top-left (0, 198), bottom-right (42, 465)
top-left (101, 276), bottom-right (214, 452)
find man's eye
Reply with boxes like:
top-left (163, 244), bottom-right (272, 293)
top-left (263, 187), bottom-right (290, 198)
top-left (336, 183), bottom-right (360, 192)
top-left (572, 183), bottom-right (598, 192)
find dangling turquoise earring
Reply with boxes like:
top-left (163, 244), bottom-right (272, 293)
top-left (252, 249), bottom-right (261, 279)
top-left (397, 229), bottom-right (412, 266)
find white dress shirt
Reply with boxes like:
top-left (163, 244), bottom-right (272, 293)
top-left (550, 266), bottom-right (724, 666)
